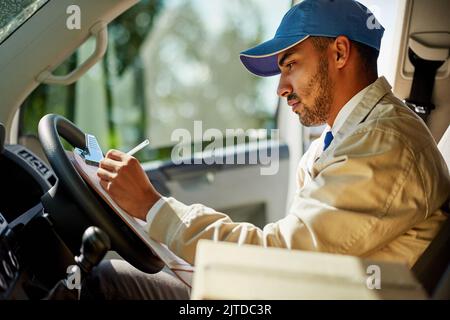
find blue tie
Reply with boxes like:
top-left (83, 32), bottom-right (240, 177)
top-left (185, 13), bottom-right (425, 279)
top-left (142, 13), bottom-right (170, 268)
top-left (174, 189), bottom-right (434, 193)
top-left (323, 131), bottom-right (334, 151)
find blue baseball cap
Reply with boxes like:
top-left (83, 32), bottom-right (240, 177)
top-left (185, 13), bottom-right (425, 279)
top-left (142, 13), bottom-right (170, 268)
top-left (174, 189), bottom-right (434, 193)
top-left (240, 0), bottom-right (385, 77)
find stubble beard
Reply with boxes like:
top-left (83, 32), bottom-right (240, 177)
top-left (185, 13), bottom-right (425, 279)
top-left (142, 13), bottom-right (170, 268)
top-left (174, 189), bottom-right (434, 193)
top-left (295, 57), bottom-right (334, 127)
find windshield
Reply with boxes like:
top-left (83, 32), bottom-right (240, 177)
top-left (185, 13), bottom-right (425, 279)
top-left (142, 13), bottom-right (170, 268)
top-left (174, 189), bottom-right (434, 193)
top-left (0, 0), bottom-right (48, 44)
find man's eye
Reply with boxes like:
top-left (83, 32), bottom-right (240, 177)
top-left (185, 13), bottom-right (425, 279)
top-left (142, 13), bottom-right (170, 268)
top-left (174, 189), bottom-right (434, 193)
top-left (286, 62), bottom-right (295, 70)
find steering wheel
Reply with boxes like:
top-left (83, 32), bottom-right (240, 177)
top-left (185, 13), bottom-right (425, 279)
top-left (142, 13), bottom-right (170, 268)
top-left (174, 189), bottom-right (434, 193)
top-left (38, 114), bottom-right (164, 274)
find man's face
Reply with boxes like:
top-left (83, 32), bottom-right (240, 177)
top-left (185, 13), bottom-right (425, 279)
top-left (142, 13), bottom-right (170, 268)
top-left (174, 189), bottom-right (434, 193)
top-left (277, 39), bottom-right (334, 126)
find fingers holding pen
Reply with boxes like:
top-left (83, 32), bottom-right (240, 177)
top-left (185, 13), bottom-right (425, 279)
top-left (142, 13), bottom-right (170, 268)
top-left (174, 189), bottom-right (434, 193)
top-left (99, 157), bottom-right (122, 172)
top-left (97, 167), bottom-right (117, 182)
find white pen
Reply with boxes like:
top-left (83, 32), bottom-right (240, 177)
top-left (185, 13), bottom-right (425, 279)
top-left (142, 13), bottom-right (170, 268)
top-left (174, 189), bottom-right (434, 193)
top-left (127, 139), bottom-right (150, 156)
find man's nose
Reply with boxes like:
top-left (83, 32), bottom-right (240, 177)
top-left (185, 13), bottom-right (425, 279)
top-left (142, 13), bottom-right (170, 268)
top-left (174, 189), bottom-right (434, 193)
top-left (277, 76), bottom-right (292, 98)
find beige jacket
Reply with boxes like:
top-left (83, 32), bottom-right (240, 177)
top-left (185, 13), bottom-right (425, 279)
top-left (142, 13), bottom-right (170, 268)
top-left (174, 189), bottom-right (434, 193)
top-left (147, 77), bottom-right (450, 268)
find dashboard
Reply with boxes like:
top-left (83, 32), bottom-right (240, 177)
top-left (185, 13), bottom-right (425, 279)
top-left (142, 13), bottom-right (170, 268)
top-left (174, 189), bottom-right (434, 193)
top-left (0, 137), bottom-right (69, 300)
top-left (0, 144), bottom-right (56, 223)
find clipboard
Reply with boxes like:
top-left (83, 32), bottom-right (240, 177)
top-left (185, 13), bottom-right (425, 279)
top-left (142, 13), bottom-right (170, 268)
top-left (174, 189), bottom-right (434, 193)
top-left (69, 150), bottom-right (194, 288)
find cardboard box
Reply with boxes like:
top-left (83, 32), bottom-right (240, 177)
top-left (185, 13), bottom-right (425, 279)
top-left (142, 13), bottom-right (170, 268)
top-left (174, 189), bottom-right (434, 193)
top-left (191, 240), bottom-right (427, 300)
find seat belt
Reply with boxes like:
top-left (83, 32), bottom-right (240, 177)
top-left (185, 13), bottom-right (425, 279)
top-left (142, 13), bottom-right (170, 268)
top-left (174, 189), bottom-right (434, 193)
top-left (404, 48), bottom-right (445, 122)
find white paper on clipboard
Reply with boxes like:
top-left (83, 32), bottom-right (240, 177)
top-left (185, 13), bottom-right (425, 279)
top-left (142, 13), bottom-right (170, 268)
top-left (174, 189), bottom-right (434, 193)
top-left (69, 150), bottom-right (194, 288)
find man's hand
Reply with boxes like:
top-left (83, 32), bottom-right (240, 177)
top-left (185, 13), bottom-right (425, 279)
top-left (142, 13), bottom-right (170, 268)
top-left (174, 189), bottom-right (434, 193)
top-left (97, 149), bottom-right (161, 221)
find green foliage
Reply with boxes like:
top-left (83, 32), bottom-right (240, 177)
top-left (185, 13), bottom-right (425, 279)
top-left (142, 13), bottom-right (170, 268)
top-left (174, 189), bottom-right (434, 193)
top-left (110, 0), bottom-right (163, 75)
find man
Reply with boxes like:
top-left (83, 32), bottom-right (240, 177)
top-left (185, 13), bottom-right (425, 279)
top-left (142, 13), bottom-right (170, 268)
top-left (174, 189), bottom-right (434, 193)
top-left (83, 0), bottom-right (450, 299)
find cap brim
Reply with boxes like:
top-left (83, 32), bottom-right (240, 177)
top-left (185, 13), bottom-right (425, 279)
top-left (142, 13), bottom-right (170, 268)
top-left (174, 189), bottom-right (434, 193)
top-left (240, 35), bottom-right (309, 77)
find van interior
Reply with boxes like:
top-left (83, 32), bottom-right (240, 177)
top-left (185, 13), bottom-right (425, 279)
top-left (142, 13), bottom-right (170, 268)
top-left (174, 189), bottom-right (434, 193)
top-left (0, 0), bottom-right (449, 300)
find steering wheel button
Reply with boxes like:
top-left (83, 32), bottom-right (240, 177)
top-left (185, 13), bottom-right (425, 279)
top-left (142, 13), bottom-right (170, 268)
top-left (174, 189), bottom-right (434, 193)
top-left (0, 273), bottom-right (6, 290)
top-left (2, 260), bottom-right (13, 279)
top-left (8, 251), bottom-right (18, 269)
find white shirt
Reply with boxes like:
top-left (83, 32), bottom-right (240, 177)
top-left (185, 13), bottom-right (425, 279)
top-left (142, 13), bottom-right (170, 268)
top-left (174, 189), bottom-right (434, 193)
top-left (146, 195), bottom-right (167, 226)
top-left (146, 85), bottom-right (370, 225)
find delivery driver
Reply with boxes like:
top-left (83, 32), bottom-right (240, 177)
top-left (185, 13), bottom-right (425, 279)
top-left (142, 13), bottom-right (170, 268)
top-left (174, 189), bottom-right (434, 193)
top-left (82, 0), bottom-right (450, 299)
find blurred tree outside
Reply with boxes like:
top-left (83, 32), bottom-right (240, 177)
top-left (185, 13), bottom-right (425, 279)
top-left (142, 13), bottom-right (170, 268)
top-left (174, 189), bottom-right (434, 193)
top-left (141, 0), bottom-right (272, 148)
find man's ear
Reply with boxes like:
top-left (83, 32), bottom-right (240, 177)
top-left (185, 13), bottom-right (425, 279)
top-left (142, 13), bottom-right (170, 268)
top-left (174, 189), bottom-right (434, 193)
top-left (332, 36), bottom-right (351, 69)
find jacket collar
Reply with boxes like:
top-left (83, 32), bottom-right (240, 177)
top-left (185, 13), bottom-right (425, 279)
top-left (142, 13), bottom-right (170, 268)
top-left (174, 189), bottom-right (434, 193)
top-left (325, 76), bottom-right (392, 152)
